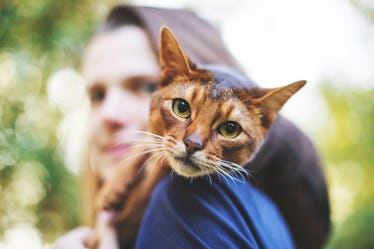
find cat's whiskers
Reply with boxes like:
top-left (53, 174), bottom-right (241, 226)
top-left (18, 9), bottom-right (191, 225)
top-left (115, 137), bottom-right (164, 155)
top-left (220, 160), bottom-right (249, 174)
top-left (142, 151), bottom-right (167, 175)
top-left (169, 168), bottom-right (176, 180)
top-left (121, 148), bottom-right (165, 163)
top-left (201, 166), bottom-right (214, 186)
top-left (199, 160), bottom-right (241, 184)
top-left (135, 130), bottom-right (166, 140)
top-left (118, 137), bottom-right (165, 146)
top-left (200, 154), bottom-right (250, 183)
top-left (117, 130), bottom-right (251, 184)
top-left (124, 143), bottom-right (163, 151)
top-left (163, 136), bottom-right (183, 157)
top-left (220, 161), bottom-right (253, 182)
top-left (164, 138), bottom-right (177, 148)
top-left (153, 152), bottom-right (169, 174)
top-left (243, 161), bottom-right (257, 183)
top-left (117, 130), bottom-right (166, 145)
top-left (160, 152), bottom-right (169, 168)
top-left (138, 151), bottom-right (164, 175)
top-left (116, 130), bottom-right (166, 140)
top-left (164, 136), bottom-right (180, 152)
top-left (114, 131), bottom-right (170, 166)
top-left (118, 138), bottom-right (164, 145)
top-left (189, 157), bottom-right (238, 183)
top-left (214, 165), bottom-right (237, 183)
top-left (116, 141), bottom-right (164, 157)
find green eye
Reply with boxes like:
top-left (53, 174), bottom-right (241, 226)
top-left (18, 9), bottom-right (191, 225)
top-left (172, 99), bottom-right (191, 118)
top-left (219, 121), bottom-right (241, 138)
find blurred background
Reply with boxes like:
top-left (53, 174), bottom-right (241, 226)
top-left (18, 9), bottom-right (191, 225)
top-left (0, 0), bottom-right (373, 248)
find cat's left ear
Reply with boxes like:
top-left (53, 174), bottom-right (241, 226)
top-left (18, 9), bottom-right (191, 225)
top-left (160, 26), bottom-right (192, 84)
top-left (254, 80), bottom-right (306, 128)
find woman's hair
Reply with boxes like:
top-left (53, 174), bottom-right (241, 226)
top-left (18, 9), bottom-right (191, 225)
top-left (99, 6), bottom-right (145, 32)
top-left (95, 6), bottom-right (242, 70)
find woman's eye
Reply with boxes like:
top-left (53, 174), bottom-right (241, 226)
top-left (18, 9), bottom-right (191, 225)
top-left (89, 88), bottom-right (106, 104)
top-left (139, 83), bottom-right (158, 93)
top-left (172, 99), bottom-right (191, 118)
top-left (219, 121), bottom-right (241, 138)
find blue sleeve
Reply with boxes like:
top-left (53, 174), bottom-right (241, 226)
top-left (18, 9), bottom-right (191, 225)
top-left (134, 175), bottom-right (295, 249)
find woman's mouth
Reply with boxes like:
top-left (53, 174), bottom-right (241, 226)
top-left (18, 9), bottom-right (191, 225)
top-left (105, 142), bottom-right (132, 157)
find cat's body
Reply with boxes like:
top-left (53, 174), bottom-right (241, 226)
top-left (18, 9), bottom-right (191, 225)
top-left (89, 27), bottom-right (329, 249)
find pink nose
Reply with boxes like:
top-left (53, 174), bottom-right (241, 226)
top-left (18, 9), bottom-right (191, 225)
top-left (183, 134), bottom-right (203, 154)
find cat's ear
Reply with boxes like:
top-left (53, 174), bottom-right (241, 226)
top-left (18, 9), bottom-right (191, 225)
top-left (160, 26), bottom-right (192, 84)
top-left (254, 80), bottom-right (306, 127)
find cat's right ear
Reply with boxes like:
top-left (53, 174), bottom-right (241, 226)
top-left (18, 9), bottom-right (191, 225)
top-left (254, 80), bottom-right (306, 128)
top-left (160, 26), bottom-right (192, 85)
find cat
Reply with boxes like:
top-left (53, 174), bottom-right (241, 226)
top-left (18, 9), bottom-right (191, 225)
top-left (87, 26), bottom-right (306, 249)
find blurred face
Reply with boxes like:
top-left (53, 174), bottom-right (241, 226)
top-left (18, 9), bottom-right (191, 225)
top-left (82, 26), bottom-right (160, 179)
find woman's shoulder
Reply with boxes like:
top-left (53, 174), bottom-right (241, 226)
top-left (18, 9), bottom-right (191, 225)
top-left (136, 175), bottom-right (295, 249)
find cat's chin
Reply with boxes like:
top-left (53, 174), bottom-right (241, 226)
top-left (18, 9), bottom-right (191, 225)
top-left (168, 156), bottom-right (207, 178)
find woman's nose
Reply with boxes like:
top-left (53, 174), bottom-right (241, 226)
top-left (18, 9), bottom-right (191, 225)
top-left (103, 117), bottom-right (124, 134)
top-left (101, 89), bottom-right (127, 133)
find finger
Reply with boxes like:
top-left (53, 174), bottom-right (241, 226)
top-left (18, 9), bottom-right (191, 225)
top-left (54, 227), bottom-right (93, 249)
top-left (96, 211), bottom-right (120, 249)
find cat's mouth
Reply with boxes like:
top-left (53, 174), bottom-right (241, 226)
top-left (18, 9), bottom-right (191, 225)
top-left (171, 156), bottom-right (203, 177)
top-left (174, 156), bottom-right (201, 170)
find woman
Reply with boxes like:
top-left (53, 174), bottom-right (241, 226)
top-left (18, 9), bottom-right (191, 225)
top-left (55, 5), bottom-right (330, 249)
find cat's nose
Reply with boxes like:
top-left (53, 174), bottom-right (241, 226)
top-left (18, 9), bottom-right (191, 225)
top-left (184, 134), bottom-right (203, 154)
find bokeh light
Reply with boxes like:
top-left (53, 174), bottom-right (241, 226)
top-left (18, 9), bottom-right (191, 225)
top-left (47, 68), bottom-right (86, 113)
top-left (1, 0), bottom-right (373, 248)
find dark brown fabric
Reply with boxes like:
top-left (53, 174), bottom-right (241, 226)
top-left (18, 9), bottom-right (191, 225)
top-left (100, 5), bottom-right (330, 249)
top-left (102, 6), bottom-right (242, 71)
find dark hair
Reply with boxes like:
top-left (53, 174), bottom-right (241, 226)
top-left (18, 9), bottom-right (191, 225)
top-left (94, 5), bottom-right (242, 70)
top-left (100, 6), bottom-right (144, 32)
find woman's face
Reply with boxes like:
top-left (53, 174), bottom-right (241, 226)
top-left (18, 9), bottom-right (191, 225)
top-left (82, 26), bottom-right (160, 179)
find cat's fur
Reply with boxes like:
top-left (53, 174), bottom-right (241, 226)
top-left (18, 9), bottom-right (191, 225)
top-left (88, 27), bottom-right (308, 248)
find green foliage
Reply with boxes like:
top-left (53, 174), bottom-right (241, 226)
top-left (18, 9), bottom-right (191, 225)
top-left (0, 0), bottom-right (103, 244)
top-left (328, 203), bottom-right (374, 249)
top-left (321, 85), bottom-right (374, 249)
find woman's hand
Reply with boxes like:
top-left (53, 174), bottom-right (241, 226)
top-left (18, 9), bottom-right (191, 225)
top-left (54, 211), bottom-right (119, 249)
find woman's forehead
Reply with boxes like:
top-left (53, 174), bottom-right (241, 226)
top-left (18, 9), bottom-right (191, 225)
top-left (82, 26), bottom-right (160, 85)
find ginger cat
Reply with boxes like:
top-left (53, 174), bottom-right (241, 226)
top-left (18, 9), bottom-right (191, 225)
top-left (87, 27), bottom-right (306, 249)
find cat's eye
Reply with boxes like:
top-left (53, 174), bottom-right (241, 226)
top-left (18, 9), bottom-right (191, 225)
top-left (218, 121), bottom-right (241, 138)
top-left (172, 99), bottom-right (191, 118)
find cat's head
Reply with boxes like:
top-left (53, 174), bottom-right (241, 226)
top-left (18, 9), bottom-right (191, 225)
top-left (149, 26), bottom-right (305, 178)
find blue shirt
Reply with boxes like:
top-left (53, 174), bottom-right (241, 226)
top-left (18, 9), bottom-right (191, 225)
top-left (135, 175), bottom-right (295, 249)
